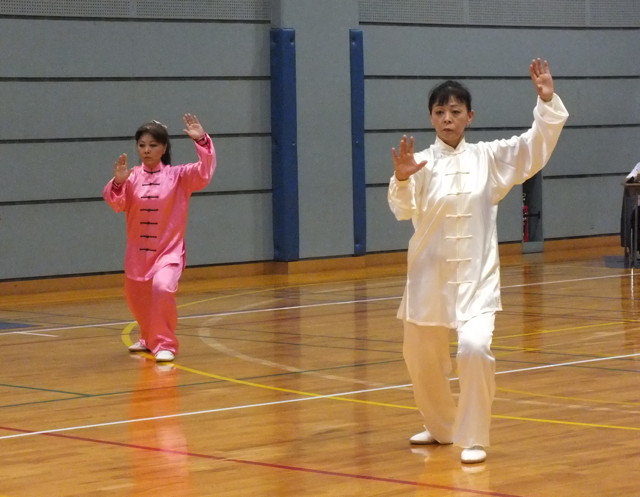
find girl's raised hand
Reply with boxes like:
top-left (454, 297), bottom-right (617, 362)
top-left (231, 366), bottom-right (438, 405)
top-left (183, 113), bottom-right (206, 140)
top-left (392, 135), bottom-right (427, 181)
top-left (113, 153), bottom-right (130, 185)
top-left (529, 58), bottom-right (554, 102)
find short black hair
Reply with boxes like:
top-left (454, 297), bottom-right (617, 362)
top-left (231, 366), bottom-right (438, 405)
top-left (428, 80), bottom-right (472, 113)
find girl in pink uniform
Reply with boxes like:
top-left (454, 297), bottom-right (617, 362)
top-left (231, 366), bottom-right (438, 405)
top-left (103, 114), bottom-right (216, 362)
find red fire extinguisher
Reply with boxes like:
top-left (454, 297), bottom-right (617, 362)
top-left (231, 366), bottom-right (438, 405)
top-left (522, 194), bottom-right (529, 242)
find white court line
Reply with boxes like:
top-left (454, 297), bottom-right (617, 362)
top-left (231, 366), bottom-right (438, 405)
top-left (14, 332), bottom-right (57, 337)
top-left (1, 351), bottom-right (637, 442)
top-left (0, 272), bottom-right (632, 336)
top-left (0, 321), bottom-right (135, 336)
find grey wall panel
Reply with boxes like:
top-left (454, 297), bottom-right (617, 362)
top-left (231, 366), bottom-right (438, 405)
top-left (360, 0), bottom-right (640, 28)
top-left (184, 194), bottom-right (273, 265)
top-left (554, 79), bottom-right (640, 127)
top-left (2, 136), bottom-right (270, 202)
top-left (365, 186), bottom-right (413, 252)
top-left (0, 193), bottom-right (273, 280)
top-left (0, 202), bottom-right (125, 280)
top-left (365, 78), bottom-right (640, 131)
top-left (4, 141), bottom-right (124, 203)
top-left (181, 136), bottom-right (272, 193)
top-left (0, 0), bottom-right (270, 20)
top-left (457, 129), bottom-right (639, 179)
top-left (543, 176), bottom-right (623, 239)
top-left (365, 79), bottom-right (543, 131)
top-left (497, 187), bottom-right (525, 243)
top-left (544, 128), bottom-right (640, 177)
top-left (363, 26), bottom-right (640, 77)
top-left (0, 80), bottom-right (270, 140)
top-left (0, 19), bottom-right (270, 78)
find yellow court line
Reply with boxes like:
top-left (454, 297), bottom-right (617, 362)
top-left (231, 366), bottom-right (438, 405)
top-left (121, 328), bottom-right (640, 432)
top-left (495, 320), bottom-right (634, 341)
top-left (493, 344), bottom-right (608, 354)
top-left (493, 414), bottom-right (640, 432)
top-left (121, 325), bottom-right (412, 411)
top-left (121, 291), bottom-right (640, 433)
top-left (496, 387), bottom-right (640, 407)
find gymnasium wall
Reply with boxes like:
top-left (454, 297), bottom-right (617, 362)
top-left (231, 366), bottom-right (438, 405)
top-left (0, 0), bottom-right (639, 280)
top-left (361, 2), bottom-right (640, 251)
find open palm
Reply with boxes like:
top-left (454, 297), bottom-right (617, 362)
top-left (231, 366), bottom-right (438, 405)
top-left (529, 58), bottom-right (554, 102)
top-left (392, 135), bottom-right (427, 180)
top-left (182, 113), bottom-right (206, 140)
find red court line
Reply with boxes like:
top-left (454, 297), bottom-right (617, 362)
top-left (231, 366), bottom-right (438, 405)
top-left (1, 426), bottom-right (526, 497)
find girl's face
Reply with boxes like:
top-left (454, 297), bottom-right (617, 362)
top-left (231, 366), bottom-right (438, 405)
top-left (430, 97), bottom-right (474, 149)
top-left (136, 132), bottom-right (167, 168)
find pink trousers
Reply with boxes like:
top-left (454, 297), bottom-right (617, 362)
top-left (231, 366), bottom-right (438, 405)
top-left (125, 264), bottom-right (181, 355)
top-left (402, 313), bottom-right (496, 448)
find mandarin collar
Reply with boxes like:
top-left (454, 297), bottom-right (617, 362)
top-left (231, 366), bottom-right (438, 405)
top-left (143, 162), bottom-right (166, 174)
top-left (434, 136), bottom-right (467, 156)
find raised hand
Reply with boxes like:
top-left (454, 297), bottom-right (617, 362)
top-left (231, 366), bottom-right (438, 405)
top-left (392, 135), bottom-right (427, 181)
top-left (182, 113), bottom-right (206, 140)
top-left (529, 58), bottom-right (554, 102)
top-left (113, 153), bottom-right (130, 185)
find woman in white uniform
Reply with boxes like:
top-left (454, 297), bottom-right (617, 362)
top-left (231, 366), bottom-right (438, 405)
top-left (388, 59), bottom-right (568, 464)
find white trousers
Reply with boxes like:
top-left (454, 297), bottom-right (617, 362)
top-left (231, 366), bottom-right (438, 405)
top-left (402, 313), bottom-right (496, 448)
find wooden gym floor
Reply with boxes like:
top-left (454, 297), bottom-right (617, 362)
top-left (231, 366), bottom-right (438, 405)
top-left (0, 238), bottom-right (638, 496)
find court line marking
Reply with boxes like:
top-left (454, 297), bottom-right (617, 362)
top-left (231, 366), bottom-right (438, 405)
top-left (13, 331), bottom-right (57, 337)
top-left (1, 270), bottom-right (636, 337)
top-left (2, 351), bottom-right (638, 442)
top-left (3, 293), bottom-right (638, 338)
top-left (2, 270), bottom-right (637, 442)
top-left (0, 427), bottom-right (526, 497)
top-left (496, 387), bottom-right (640, 407)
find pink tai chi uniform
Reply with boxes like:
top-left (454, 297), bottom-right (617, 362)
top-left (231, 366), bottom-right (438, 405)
top-left (103, 135), bottom-right (216, 355)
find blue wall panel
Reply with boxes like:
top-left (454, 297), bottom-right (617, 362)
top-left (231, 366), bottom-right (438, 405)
top-left (270, 28), bottom-right (300, 262)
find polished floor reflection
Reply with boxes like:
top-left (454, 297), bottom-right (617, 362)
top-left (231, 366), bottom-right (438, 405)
top-left (0, 251), bottom-right (638, 496)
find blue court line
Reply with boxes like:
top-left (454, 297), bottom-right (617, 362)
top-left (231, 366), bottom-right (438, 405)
top-left (0, 321), bottom-right (32, 330)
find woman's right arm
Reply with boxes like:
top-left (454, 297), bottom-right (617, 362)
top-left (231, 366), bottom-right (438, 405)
top-left (103, 153), bottom-right (130, 212)
top-left (388, 136), bottom-right (426, 220)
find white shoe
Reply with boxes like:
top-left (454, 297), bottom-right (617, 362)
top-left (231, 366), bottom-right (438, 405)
top-left (128, 341), bottom-right (148, 352)
top-left (154, 350), bottom-right (175, 362)
top-left (461, 445), bottom-right (486, 464)
top-left (409, 430), bottom-right (452, 445)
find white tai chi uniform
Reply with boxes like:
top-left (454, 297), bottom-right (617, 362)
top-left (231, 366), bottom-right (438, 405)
top-left (388, 94), bottom-right (568, 448)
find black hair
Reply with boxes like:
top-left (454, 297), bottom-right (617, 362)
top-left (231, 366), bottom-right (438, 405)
top-left (134, 121), bottom-right (172, 165)
top-left (428, 80), bottom-right (472, 113)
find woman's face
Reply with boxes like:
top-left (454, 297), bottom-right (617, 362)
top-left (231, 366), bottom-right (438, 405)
top-left (430, 96), bottom-right (474, 149)
top-left (136, 132), bottom-right (167, 168)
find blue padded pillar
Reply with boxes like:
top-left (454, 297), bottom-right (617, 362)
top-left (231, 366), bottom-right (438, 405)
top-left (270, 28), bottom-right (299, 262)
top-left (350, 29), bottom-right (366, 256)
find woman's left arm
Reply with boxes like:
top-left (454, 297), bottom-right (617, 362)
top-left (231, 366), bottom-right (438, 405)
top-left (180, 113), bottom-right (217, 191)
top-left (488, 59), bottom-right (569, 202)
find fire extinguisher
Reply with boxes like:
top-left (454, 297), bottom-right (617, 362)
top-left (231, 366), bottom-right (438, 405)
top-left (522, 194), bottom-right (529, 242)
